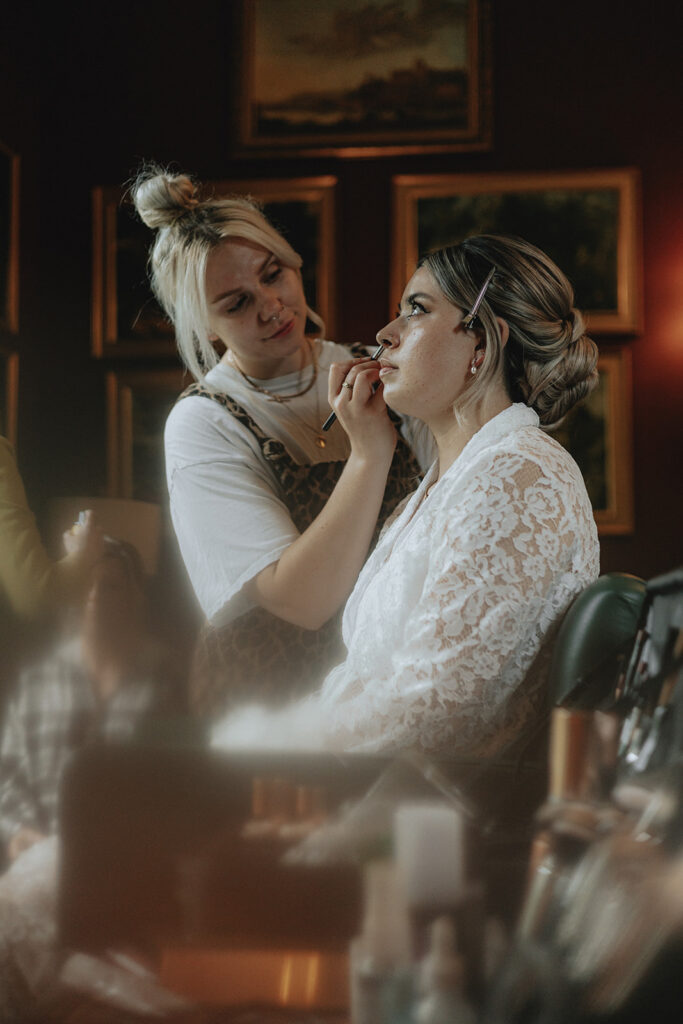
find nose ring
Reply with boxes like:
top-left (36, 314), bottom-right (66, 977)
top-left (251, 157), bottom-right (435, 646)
top-left (270, 303), bottom-right (284, 323)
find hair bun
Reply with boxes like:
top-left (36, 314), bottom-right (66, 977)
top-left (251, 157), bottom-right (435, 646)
top-left (131, 166), bottom-right (199, 229)
top-left (528, 322), bottom-right (599, 428)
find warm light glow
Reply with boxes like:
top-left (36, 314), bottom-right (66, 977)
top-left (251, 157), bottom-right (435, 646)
top-left (159, 947), bottom-right (349, 1009)
top-left (305, 953), bottom-right (321, 1004)
top-left (278, 954), bottom-right (294, 1004)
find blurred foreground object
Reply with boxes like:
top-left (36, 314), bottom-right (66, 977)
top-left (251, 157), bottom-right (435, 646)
top-left (0, 439), bottom-right (105, 620)
top-left (47, 496), bottom-right (161, 576)
top-left (482, 567), bottom-right (683, 1023)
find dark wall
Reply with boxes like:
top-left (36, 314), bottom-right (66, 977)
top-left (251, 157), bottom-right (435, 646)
top-left (2, 2), bottom-right (682, 583)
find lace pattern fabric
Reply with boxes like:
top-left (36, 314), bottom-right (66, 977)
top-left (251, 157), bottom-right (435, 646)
top-left (213, 405), bottom-right (600, 759)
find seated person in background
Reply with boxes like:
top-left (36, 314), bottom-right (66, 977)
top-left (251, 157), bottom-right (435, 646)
top-left (0, 537), bottom-right (179, 864)
top-left (0, 435), bottom-right (105, 701)
top-left (0, 436), bottom-right (104, 620)
top-left (215, 235), bottom-right (601, 760)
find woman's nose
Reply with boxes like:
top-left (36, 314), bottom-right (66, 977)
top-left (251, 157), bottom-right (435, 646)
top-left (259, 293), bottom-right (283, 323)
top-left (376, 318), bottom-right (399, 348)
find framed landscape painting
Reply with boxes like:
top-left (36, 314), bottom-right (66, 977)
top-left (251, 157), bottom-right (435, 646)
top-left (392, 169), bottom-right (642, 333)
top-left (92, 176), bottom-right (337, 357)
top-left (106, 368), bottom-right (189, 500)
top-left (236, 0), bottom-right (493, 156)
top-left (552, 348), bottom-right (634, 535)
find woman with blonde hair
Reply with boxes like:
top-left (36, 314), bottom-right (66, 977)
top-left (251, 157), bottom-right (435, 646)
top-left (131, 166), bottom-right (429, 715)
top-left (215, 234), bottom-right (601, 758)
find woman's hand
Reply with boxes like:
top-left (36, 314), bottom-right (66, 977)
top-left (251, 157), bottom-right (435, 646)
top-left (7, 826), bottom-right (48, 862)
top-left (328, 357), bottom-right (396, 464)
top-left (62, 509), bottom-right (106, 563)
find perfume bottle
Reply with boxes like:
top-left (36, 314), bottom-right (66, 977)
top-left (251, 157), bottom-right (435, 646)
top-left (349, 859), bottom-right (414, 1024)
top-left (414, 916), bottom-right (475, 1024)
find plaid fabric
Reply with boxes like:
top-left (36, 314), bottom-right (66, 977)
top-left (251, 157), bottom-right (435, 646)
top-left (0, 639), bottom-right (173, 846)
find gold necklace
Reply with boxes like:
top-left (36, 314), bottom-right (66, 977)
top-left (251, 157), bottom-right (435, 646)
top-left (228, 339), bottom-right (318, 402)
top-left (229, 340), bottom-right (327, 448)
top-left (283, 376), bottom-right (328, 449)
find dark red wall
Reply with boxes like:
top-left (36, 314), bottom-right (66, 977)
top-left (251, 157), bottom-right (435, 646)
top-left (2, 1), bottom-right (682, 582)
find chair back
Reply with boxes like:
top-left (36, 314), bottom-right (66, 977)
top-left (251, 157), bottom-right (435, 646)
top-left (550, 572), bottom-right (647, 709)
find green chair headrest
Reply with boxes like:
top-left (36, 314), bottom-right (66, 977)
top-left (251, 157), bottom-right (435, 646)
top-left (550, 572), bottom-right (646, 708)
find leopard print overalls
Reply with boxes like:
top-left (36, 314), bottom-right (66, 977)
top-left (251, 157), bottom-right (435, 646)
top-left (179, 374), bottom-right (422, 717)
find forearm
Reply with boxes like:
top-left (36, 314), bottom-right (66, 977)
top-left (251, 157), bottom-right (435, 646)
top-left (0, 439), bottom-right (102, 617)
top-left (245, 449), bottom-right (393, 629)
top-left (7, 530), bottom-right (101, 619)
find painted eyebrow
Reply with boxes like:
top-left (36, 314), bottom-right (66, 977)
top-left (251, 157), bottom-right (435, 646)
top-left (398, 291), bottom-right (434, 312)
top-left (210, 253), bottom-right (277, 305)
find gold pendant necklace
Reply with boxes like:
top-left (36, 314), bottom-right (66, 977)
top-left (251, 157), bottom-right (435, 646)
top-left (229, 339), bottom-right (318, 402)
top-left (284, 362), bottom-right (327, 449)
top-left (229, 340), bottom-right (327, 449)
top-left (279, 384), bottom-right (327, 449)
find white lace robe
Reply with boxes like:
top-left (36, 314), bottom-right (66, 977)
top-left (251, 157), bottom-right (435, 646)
top-left (213, 405), bottom-right (600, 758)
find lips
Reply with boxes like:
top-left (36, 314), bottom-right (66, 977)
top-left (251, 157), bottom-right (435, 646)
top-left (268, 318), bottom-right (295, 340)
top-left (378, 359), bottom-right (397, 377)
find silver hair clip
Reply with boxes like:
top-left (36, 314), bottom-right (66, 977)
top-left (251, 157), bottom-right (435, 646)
top-left (461, 267), bottom-right (496, 329)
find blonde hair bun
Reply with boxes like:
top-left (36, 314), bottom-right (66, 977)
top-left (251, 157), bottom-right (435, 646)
top-left (131, 166), bottom-right (199, 230)
top-left (524, 314), bottom-right (600, 429)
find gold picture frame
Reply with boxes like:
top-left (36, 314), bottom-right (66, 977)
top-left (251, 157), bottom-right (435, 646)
top-left (236, 0), bottom-right (493, 157)
top-left (552, 348), bottom-right (634, 535)
top-left (0, 346), bottom-right (19, 446)
top-left (93, 176), bottom-right (337, 358)
top-left (106, 368), bottom-right (189, 500)
top-left (0, 141), bottom-right (20, 335)
top-left (392, 168), bottom-right (642, 334)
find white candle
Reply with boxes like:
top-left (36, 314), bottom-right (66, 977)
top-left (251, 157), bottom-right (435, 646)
top-left (393, 802), bottom-right (465, 909)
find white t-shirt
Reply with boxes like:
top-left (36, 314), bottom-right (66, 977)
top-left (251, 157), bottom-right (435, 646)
top-left (165, 340), bottom-right (435, 627)
top-left (213, 404), bottom-right (600, 759)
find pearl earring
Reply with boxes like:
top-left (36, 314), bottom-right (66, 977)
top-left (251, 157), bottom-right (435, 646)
top-left (470, 362), bottom-right (478, 375)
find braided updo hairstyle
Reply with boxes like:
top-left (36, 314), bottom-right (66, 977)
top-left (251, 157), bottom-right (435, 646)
top-left (130, 163), bottom-right (324, 381)
top-left (420, 235), bottom-right (599, 428)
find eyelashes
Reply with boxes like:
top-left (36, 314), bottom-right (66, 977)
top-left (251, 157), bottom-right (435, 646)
top-left (398, 299), bottom-right (427, 319)
top-left (225, 265), bottom-right (283, 315)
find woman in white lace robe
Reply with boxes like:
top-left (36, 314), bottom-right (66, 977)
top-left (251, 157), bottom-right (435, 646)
top-left (214, 235), bottom-right (601, 759)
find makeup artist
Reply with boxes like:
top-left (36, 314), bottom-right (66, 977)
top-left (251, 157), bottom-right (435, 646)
top-left (215, 235), bottom-right (601, 759)
top-left (131, 166), bottom-right (431, 715)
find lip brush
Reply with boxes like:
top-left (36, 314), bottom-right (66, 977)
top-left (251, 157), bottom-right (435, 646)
top-left (321, 343), bottom-right (385, 432)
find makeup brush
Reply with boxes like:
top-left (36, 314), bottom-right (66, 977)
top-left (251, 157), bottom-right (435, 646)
top-left (321, 343), bottom-right (385, 432)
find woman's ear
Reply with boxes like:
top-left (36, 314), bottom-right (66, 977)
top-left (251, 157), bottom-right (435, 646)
top-left (496, 317), bottom-right (510, 347)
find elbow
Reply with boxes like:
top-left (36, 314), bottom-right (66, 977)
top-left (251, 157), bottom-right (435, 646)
top-left (278, 606), bottom-right (333, 631)
top-left (246, 572), bottom-right (337, 631)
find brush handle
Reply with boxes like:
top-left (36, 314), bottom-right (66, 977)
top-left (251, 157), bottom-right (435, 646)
top-left (322, 344), bottom-right (385, 431)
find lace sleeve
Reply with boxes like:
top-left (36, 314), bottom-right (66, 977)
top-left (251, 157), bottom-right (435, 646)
top-left (319, 451), bottom-right (597, 757)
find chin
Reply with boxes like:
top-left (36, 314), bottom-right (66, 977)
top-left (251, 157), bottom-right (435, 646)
top-left (383, 391), bottom-right (414, 417)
